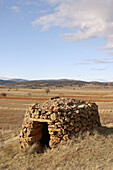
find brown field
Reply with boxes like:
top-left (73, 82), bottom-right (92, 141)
top-left (0, 88), bottom-right (113, 169)
top-left (0, 88), bottom-right (113, 129)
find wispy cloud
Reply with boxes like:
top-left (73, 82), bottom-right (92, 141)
top-left (102, 57), bottom-right (113, 60)
top-left (11, 6), bottom-right (20, 13)
top-left (75, 59), bottom-right (113, 65)
top-left (96, 78), bottom-right (107, 82)
top-left (94, 60), bottom-right (113, 64)
top-left (100, 44), bottom-right (113, 50)
top-left (75, 62), bottom-right (91, 65)
top-left (32, 0), bottom-right (113, 50)
top-left (108, 51), bottom-right (113, 57)
top-left (76, 74), bottom-right (84, 77)
top-left (91, 68), bottom-right (106, 70)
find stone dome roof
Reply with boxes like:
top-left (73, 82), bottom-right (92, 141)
top-left (19, 97), bottom-right (101, 150)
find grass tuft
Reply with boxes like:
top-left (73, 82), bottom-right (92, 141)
top-left (0, 127), bottom-right (113, 169)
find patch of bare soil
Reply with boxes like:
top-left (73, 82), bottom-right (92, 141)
top-left (100, 113), bottom-right (113, 126)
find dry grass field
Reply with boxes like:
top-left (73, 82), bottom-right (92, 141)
top-left (0, 88), bottom-right (113, 169)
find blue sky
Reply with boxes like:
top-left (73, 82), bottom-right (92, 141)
top-left (0, 0), bottom-right (113, 81)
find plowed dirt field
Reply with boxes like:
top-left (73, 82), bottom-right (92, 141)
top-left (0, 88), bottom-right (113, 129)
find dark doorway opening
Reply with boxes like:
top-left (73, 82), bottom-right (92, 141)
top-left (40, 123), bottom-right (50, 149)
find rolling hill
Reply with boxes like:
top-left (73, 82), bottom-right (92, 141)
top-left (0, 79), bottom-right (112, 89)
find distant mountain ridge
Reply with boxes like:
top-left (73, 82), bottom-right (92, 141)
top-left (0, 79), bottom-right (15, 85)
top-left (0, 79), bottom-right (27, 85)
top-left (0, 78), bottom-right (113, 88)
top-left (0, 78), bottom-right (112, 89)
top-left (9, 79), bottom-right (27, 82)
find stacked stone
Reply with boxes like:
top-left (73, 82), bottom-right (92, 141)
top-left (19, 97), bottom-right (101, 149)
top-left (19, 103), bottom-right (43, 149)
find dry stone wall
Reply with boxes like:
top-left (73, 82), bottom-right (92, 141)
top-left (19, 97), bottom-right (101, 149)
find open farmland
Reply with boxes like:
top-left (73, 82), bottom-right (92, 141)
top-left (0, 88), bottom-right (113, 130)
top-left (0, 88), bottom-right (113, 169)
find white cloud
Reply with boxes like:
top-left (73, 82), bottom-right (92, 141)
top-left (32, 0), bottom-right (113, 49)
top-left (11, 6), bottom-right (20, 13)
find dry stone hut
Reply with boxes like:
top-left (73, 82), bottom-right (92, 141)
top-left (19, 97), bottom-right (101, 150)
